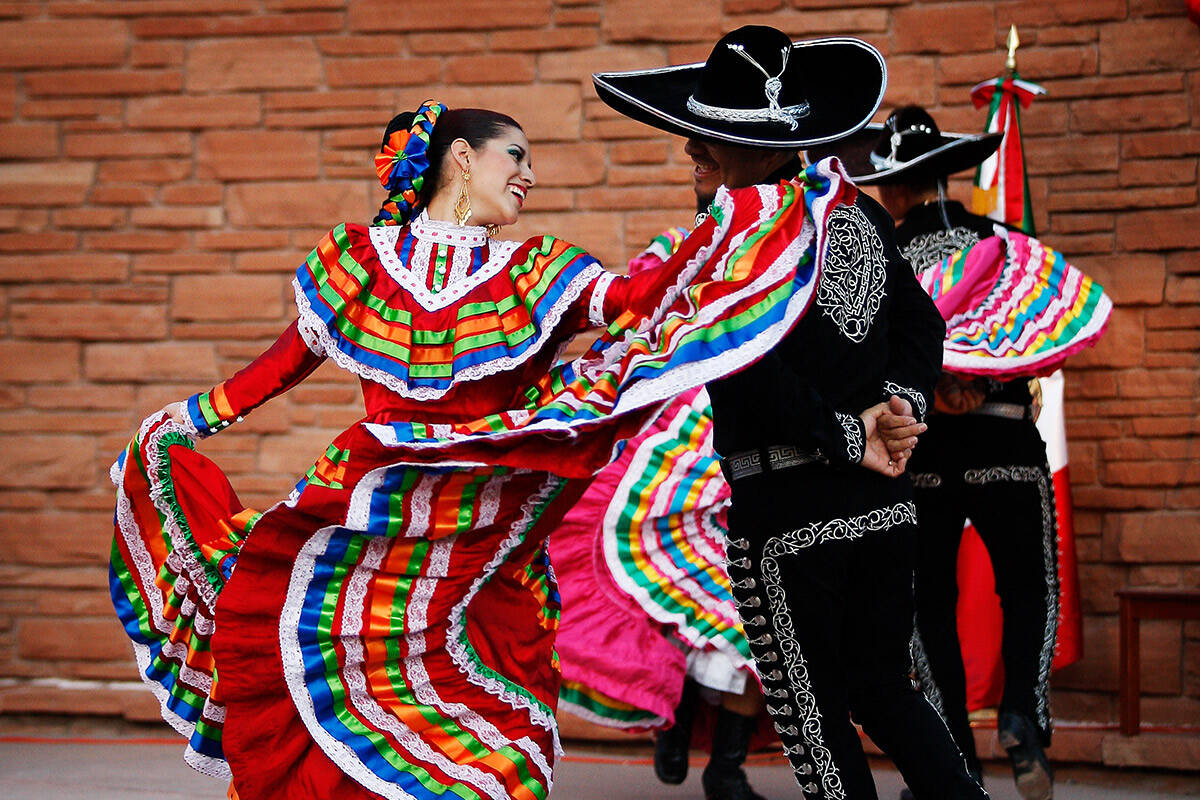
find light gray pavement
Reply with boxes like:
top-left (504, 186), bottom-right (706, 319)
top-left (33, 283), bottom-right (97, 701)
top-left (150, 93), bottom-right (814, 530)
top-left (2, 736), bottom-right (1198, 800)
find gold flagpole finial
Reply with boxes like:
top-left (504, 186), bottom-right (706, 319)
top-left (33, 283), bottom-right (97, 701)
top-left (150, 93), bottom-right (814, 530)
top-left (1006, 24), bottom-right (1020, 73)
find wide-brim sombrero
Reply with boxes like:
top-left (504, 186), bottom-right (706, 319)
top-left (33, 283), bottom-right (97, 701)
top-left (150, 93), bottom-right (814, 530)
top-left (806, 123), bottom-right (1002, 184)
top-left (592, 29), bottom-right (886, 149)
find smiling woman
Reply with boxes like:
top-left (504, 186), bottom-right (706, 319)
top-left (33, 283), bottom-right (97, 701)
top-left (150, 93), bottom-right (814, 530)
top-left (107, 98), bottom-right (857, 800)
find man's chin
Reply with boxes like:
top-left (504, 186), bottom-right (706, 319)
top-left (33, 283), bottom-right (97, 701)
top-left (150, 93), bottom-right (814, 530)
top-left (693, 177), bottom-right (719, 203)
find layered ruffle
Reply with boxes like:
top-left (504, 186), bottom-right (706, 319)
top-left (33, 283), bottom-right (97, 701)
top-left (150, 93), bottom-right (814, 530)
top-left (920, 230), bottom-right (1112, 378)
top-left (112, 413), bottom-right (577, 800)
top-left (294, 224), bottom-right (603, 401)
top-left (555, 388), bottom-right (754, 731)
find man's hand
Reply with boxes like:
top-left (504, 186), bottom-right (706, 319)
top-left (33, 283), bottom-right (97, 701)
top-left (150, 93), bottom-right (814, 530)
top-left (933, 372), bottom-right (986, 415)
top-left (877, 394), bottom-right (926, 464)
top-left (859, 403), bottom-right (907, 478)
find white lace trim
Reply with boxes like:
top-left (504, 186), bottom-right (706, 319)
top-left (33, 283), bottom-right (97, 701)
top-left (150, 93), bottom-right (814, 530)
top-left (398, 535), bottom-right (552, 791)
top-left (406, 474), bottom-right (437, 538)
top-left (292, 256), bottom-right (604, 401)
top-left (588, 270), bottom-right (617, 328)
top-left (344, 459), bottom-right (494, 532)
top-left (937, 230), bottom-right (1113, 373)
top-left (368, 221), bottom-right (521, 313)
top-left (964, 464), bottom-right (1057, 733)
top-left (281, 525), bottom-right (558, 800)
top-left (111, 414), bottom-right (231, 780)
top-left (365, 164), bottom-right (846, 458)
top-left (281, 527), bottom-right (483, 800)
top-left (444, 475), bottom-right (564, 764)
top-left (410, 210), bottom-right (488, 247)
top-left (296, 310), bottom-right (328, 357)
top-left (601, 411), bottom-right (752, 674)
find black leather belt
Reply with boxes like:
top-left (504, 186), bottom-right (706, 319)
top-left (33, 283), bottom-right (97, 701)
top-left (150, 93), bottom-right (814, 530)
top-left (723, 445), bottom-right (826, 481)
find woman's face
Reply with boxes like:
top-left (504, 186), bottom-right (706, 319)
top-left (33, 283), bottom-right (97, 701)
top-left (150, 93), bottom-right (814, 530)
top-left (459, 126), bottom-right (535, 227)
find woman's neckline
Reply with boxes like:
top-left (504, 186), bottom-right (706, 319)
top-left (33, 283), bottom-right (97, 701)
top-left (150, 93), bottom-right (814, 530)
top-left (410, 210), bottom-right (488, 248)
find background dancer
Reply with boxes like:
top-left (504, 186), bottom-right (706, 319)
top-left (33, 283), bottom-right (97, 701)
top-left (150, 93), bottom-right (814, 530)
top-left (816, 105), bottom-right (1113, 800)
top-left (594, 26), bottom-right (987, 800)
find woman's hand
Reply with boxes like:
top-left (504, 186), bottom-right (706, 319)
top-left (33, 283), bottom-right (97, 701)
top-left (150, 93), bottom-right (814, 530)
top-left (157, 401), bottom-right (187, 426)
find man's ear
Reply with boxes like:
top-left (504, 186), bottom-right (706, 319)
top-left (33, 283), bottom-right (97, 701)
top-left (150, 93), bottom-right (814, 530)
top-left (449, 138), bottom-right (472, 173)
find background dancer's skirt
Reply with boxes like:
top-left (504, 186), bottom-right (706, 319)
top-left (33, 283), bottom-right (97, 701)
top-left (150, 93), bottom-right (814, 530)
top-left (920, 230), bottom-right (1112, 378)
top-left (554, 388), bottom-right (759, 732)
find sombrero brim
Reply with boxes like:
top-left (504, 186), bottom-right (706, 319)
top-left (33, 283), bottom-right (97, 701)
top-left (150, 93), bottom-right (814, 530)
top-left (592, 37), bottom-right (886, 149)
top-left (806, 124), bottom-right (1003, 184)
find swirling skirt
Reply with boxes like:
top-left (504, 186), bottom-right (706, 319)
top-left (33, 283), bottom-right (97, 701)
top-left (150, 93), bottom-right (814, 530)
top-left (553, 389), bottom-right (756, 730)
top-left (111, 413), bottom-right (578, 800)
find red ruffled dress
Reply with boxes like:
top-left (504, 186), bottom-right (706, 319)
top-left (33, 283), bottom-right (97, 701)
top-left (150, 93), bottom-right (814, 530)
top-left (109, 168), bottom-right (853, 800)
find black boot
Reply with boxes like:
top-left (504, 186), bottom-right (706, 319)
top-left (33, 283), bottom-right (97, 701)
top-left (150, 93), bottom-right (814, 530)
top-left (701, 708), bottom-right (767, 800)
top-left (998, 710), bottom-right (1052, 800)
top-left (654, 681), bottom-right (698, 785)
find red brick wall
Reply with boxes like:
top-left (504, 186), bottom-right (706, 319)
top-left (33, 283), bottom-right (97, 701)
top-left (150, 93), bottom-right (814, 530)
top-left (1, 1), bottom-right (1197, 744)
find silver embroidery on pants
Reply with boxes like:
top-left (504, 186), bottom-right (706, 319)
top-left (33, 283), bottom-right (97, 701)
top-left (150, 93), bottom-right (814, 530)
top-left (755, 501), bottom-right (918, 799)
top-left (910, 625), bottom-right (945, 718)
top-left (964, 464), bottom-right (1058, 734)
top-left (910, 472), bottom-right (943, 489)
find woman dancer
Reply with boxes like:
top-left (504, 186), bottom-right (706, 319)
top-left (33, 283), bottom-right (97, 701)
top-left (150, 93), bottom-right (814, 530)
top-left (110, 100), bottom-right (857, 800)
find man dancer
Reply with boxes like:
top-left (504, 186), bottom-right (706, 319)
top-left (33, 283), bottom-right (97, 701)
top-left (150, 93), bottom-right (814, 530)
top-left (594, 27), bottom-right (986, 800)
top-left (818, 106), bottom-right (1057, 800)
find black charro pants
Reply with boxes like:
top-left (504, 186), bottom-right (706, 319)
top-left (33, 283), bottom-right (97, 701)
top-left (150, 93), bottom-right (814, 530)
top-left (724, 466), bottom-right (986, 800)
top-left (908, 414), bottom-right (1059, 769)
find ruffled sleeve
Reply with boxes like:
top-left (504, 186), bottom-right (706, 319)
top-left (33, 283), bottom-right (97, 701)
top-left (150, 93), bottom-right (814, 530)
top-left (292, 224), bottom-right (607, 399)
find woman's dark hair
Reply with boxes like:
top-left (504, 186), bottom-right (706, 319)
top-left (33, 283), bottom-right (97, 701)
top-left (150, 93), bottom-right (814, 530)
top-left (379, 107), bottom-right (522, 211)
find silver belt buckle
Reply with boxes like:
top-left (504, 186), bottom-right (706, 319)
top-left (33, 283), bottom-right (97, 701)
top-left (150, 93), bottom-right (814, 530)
top-left (725, 445), bottom-right (824, 481)
top-left (727, 451), bottom-right (763, 481)
top-left (969, 402), bottom-right (1029, 420)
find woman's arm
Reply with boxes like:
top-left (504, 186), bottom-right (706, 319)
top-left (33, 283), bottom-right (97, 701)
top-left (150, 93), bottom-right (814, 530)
top-left (181, 320), bottom-right (326, 437)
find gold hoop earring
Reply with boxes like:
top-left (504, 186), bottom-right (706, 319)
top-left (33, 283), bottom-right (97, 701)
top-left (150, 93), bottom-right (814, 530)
top-left (454, 169), bottom-right (471, 226)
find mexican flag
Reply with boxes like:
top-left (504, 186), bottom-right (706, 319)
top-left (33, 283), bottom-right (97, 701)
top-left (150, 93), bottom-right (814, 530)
top-left (970, 73), bottom-right (1046, 234)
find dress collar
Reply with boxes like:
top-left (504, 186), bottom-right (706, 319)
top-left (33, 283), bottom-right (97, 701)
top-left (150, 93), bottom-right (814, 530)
top-left (409, 210), bottom-right (488, 248)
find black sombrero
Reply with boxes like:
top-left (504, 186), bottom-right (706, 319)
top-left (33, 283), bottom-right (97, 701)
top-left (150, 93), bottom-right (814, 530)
top-left (806, 106), bottom-right (1002, 185)
top-left (592, 26), bottom-right (886, 149)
